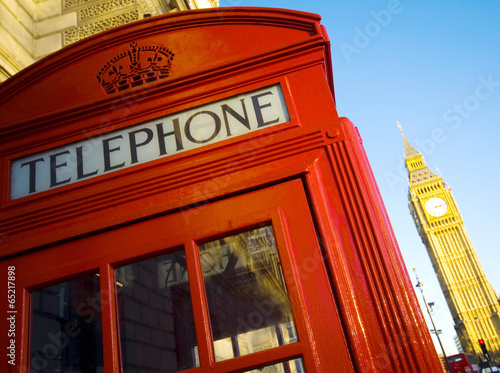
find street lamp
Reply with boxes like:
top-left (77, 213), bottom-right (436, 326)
top-left (413, 266), bottom-right (452, 373)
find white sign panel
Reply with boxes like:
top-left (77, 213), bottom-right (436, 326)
top-left (10, 84), bottom-right (289, 199)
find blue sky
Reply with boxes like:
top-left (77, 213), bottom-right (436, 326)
top-left (220, 0), bottom-right (500, 356)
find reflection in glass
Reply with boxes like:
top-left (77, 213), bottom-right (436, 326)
top-left (115, 249), bottom-right (198, 372)
top-left (199, 226), bottom-right (298, 362)
top-left (242, 358), bottom-right (305, 373)
top-left (30, 274), bottom-right (104, 373)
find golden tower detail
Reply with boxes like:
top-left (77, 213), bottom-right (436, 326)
top-left (401, 128), bottom-right (500, 360)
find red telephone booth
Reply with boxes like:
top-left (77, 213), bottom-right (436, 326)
top-left (0, 8), bottom-right (443, 373)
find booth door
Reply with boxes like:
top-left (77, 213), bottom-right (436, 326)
top-left (18, 179), bottom-right (353, 373)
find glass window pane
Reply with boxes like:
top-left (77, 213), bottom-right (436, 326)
top-left (115, 249), bottom-right (198, 372)
top-left (199, 226), bottom-right (298, 362)
top-left (30, 273), bottom-right (104, 373)
top-left (241, 358), bottom-right (305, 373)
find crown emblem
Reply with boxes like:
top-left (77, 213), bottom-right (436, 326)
top-left (97, 42), bottom-right (174, 94)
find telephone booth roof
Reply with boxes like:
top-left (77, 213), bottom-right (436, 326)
top-left (0, 7), bottom-right (334, 132)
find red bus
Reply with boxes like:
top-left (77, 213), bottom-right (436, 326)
top-left (447, 353), bottom-right (480, 373)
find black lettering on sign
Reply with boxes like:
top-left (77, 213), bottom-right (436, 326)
top-left (103, 135), bottom-right (125, 172)
top-left (252, 91), bottom-right (280, 128)
top-left (222, 99), bottom-right (250, 136)
top-left (157, 120), bottom-right (184, 156)
top-left (76, 146), bottom-right (99, 180)
top-left (129, 128), bottom-right (154, 164)
top-left (20, 158), bottom-right (45, 194)
top-left (184, 111), bottom-right (222, 144)
top-left (50, 150), bottom-right (72, 187)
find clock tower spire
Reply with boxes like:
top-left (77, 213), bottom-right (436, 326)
top-left (398, 122), bottom-right (440, 189)
top-left (400, 126), bottom-right (500, 362)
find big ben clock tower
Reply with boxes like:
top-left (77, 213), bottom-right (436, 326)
top-left (400, 126), bottom-right (500, 361)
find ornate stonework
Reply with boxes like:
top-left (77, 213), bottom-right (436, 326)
top-left (0, 0), bottom-right (218, 81)
top-left (80, 0), bottom-right (137, 20)
top-left (64, 10), bottom-right (140, 45)
top-left (64, 0), bottom-right (92, 10)
top-left (137, 0), bottom-right (164, 16)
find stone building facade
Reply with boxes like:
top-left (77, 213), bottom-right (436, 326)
top-left (0, 0), bottom-right (218, 81)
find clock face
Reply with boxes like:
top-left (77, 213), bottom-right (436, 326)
top-left (424, 197), bottom-right (448, 217)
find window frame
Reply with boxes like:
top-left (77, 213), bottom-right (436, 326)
top-left (15, 179), bottom-right (350, 372)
